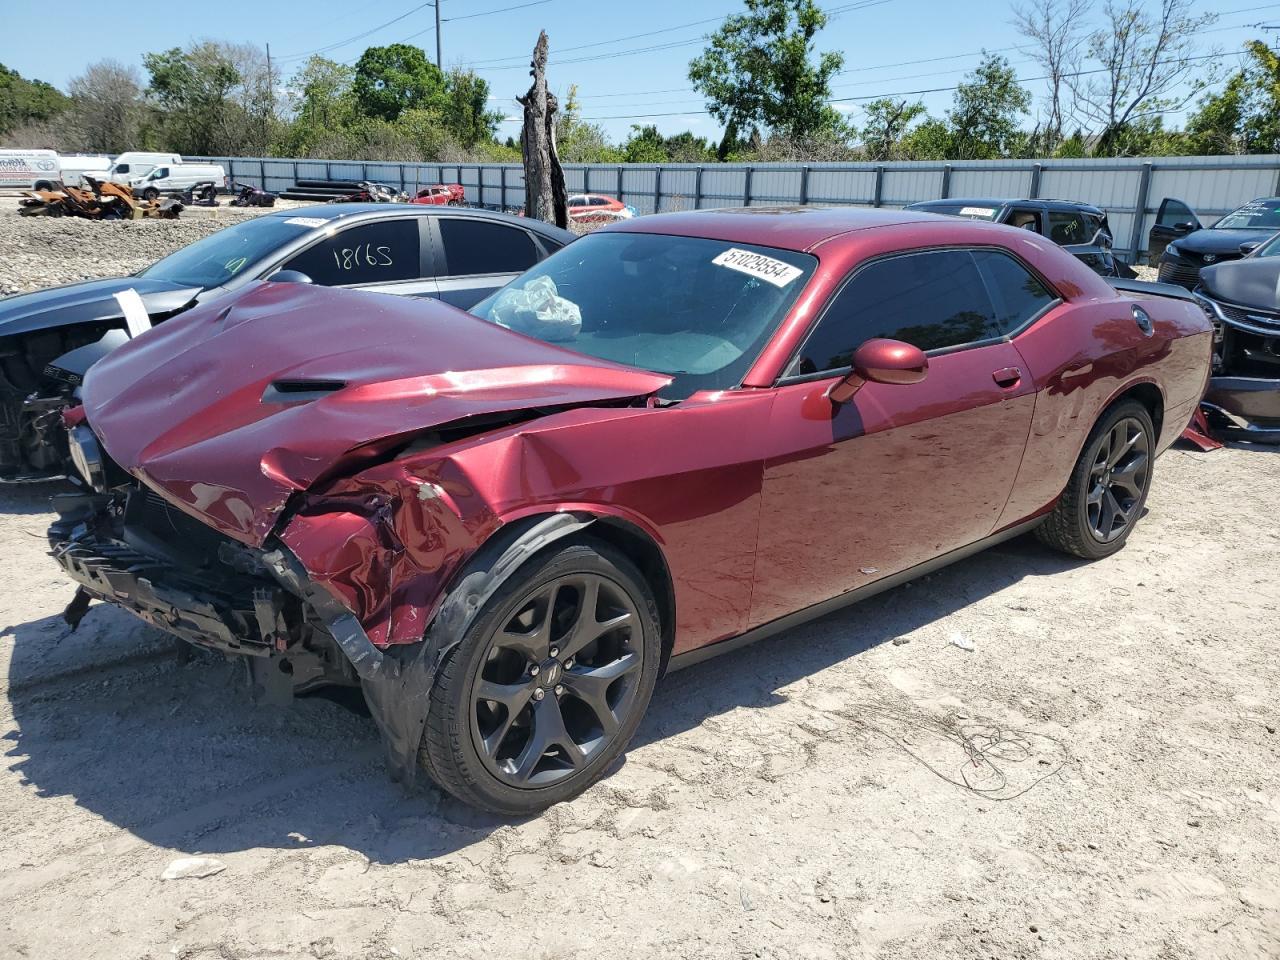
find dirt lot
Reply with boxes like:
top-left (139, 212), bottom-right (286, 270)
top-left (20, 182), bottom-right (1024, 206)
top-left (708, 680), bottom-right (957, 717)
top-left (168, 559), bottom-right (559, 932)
top-left (0, 448), bottom-right (1276, 959)
top-left (0, 205), bottom-right (1276, 958)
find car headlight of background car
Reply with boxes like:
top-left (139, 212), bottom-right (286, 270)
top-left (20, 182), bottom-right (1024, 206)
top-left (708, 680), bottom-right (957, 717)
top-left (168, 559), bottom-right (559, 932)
top-left (68, 423), bottom-right (107, 492)
top-left (1165, 241), bottom-right (1182, 258)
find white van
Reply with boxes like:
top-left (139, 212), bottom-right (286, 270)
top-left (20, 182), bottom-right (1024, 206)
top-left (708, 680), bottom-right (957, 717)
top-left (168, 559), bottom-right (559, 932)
top-left (0, 149), bottom-right (61, 191)
top-left (130, 162), bottom-right (227, 199)
top-left (58, 154), bottom-right (112, 187)
top-left (101, 151), bottom-right (182, 184)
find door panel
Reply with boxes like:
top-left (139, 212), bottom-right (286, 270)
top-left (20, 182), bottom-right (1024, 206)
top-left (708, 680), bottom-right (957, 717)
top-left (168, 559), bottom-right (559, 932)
top-left (750, 341), bottom-right (1036, 628)
top-left (435, 273), bottom-right (519, 310)
top-left (1148, 198), bottom-right (1201, 261)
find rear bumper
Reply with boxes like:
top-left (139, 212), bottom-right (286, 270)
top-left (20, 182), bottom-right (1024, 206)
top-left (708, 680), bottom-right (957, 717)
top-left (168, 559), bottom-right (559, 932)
top-left (1203, 376), bottom-right (1280, 444)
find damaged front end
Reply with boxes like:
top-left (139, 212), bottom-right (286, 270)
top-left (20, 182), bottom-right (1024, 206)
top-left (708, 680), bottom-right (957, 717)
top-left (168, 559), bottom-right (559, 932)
top-left (1193, 289), bottom-right (1280, 444)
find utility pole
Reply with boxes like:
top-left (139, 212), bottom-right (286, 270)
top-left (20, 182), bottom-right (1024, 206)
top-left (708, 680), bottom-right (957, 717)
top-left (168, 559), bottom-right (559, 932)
top-left (435, 1), bottom-right (442, 68)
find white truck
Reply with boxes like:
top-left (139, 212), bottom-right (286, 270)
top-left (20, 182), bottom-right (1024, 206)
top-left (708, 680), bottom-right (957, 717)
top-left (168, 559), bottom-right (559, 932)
top-left (99, 151), bottom-right (182, 184)
top-left (57, 154), bottom-right (112, 187)
top-left (129, 162), bottom-right (227, 200)
top-left (0, 149), bottom-right (61, 191)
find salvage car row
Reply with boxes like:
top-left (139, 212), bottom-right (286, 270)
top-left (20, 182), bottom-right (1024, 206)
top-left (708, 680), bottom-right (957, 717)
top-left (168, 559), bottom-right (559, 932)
top-left (6, 187), bottom-right (1277, 814)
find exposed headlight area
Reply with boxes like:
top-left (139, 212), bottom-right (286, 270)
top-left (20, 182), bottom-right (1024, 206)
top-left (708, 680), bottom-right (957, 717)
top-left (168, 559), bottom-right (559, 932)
top-left (67, 423), bottom-right (106, 492)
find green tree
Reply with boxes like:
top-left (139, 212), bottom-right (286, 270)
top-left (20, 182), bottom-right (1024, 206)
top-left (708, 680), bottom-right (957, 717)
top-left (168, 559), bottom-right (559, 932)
top-left (280, 56), bottom-right (356, 154)
top-left (0, 63), bottom-right (70, 137)
top-left (144, 43), bottom-right (241, 154)
top-left (443, 68), bottom-right (501, 148)
top-left (859, 98), bottom-right (926, 160)
top-left (1071, 0), bottom-right (1217, 157)
top-left (1186, 40), bottom-right (1280, 155)
top-left (622, 124), bottom-right (669, 163)
top-left (663, 130), bottom-right (716, 162)
top-left (945, 53), bottom-right (1032, 159)
top-left (556, 85), bottom-right (623, 163)
top-left (688, 0), bottom-right (845, 159)
top-left (352, 43), bottom-right (446, 122)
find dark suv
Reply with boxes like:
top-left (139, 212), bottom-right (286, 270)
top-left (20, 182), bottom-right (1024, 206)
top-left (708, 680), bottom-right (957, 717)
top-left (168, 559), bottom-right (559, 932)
top-left (906, 198), bottom-right (1129, 277)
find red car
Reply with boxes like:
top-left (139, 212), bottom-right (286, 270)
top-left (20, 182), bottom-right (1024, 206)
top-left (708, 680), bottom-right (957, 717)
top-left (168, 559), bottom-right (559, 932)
top-left (51, 208), bottom-right (1211, 814)
top-left (568, 193), bottom-right (633, 222)
top-left (410, 183), bottom-right (465, 206)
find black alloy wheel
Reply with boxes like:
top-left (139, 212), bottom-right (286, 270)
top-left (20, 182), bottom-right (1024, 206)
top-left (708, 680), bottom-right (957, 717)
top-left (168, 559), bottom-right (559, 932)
top-left (1085, 416), bottom-right (1150, 543)
top-left (470, 572), bottom-right (644, 787)
top-left (1037, 399), bottom-right (1156, 560)
top-left (419, 540), bottom-right (661, 815)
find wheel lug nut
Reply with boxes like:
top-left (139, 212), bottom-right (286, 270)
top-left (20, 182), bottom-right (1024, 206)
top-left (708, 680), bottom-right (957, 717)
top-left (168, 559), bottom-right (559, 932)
top-left (549, 647), bottom-right (559, 658)
top-left (529, 664), bottom-right (539, 677)
top-left (533, 688), bottom-right (545, 701)
top-left (554, 684), bottom-right (564, 696)
top-left (564, 658), bottom-right (574, 669)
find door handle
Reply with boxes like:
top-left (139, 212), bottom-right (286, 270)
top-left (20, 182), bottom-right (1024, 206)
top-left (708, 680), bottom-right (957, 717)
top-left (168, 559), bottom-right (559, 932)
top-left (992, 366), bottom-right (1022, 388)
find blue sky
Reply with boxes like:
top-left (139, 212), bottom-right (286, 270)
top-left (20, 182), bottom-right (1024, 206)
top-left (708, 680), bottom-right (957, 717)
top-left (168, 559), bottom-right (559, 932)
top-left (3, 0), bottom-right (1276, 143)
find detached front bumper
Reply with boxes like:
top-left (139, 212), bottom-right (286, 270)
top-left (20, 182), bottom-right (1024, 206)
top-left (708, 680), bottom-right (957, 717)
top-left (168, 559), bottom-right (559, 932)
top-left (1203, 377), bottom-right (1280, 444)
top-left (47, 487), bottom-right (390, 687)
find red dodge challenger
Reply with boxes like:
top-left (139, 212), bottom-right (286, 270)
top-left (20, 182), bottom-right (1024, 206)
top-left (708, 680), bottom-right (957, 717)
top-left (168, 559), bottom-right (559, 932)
top-left (51, 207), bottom-right (1211, 814)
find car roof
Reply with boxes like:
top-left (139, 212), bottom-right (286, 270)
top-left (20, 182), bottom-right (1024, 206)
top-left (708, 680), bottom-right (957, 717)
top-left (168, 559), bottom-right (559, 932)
top-left (909, 197), bottom-right (1104, 213)
top-left (602, 206), bottom-right (943, 252)
top-left (261, 203), bottom-right (573, 240)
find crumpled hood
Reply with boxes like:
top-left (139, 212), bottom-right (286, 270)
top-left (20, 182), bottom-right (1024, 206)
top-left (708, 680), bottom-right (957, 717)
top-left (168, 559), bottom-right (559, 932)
top-left (0, 276), bottom-right (200, 338)
top-left (1199, 258), bottom-right (1280, 312)
top-left (83, 281), bottom-right (671, 544)
top-left (1175, 228), bottom-right (1275, 258)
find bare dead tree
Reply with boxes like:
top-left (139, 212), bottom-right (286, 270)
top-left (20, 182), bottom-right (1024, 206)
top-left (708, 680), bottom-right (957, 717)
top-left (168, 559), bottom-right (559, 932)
top-left (67, 60), bottom-right (144, 154)
top-left (1068, 0), bottom-right (1217, 155)
top-left (518, 32), bottom-right (567, 227)
top-left (1012, 0), bottom-right (1088, 152)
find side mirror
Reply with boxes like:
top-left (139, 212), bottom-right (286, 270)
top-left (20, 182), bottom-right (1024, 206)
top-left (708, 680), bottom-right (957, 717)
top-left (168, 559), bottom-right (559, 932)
top-left (1240, 241), bottom-right (1262, 256)
top-left (1174, 221), bottom-right (1197, 234)
top-left (270, 270), bottom-right (314, 284)
top-left (826, 338), bottom-right (929, 404)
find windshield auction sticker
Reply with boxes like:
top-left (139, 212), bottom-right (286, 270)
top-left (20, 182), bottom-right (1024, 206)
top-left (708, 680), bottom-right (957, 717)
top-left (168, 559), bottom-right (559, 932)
top-left (960, 206), bottom-right (997, 218)
top-left (283, 217), bottom-right (329, 228)
top-left (712, 248), bottom-right (804, 287)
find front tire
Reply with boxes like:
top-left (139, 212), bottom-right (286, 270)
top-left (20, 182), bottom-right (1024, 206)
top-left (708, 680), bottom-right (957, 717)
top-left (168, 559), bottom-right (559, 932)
top-left (1037, 399), bottom-right (1155, 560)
top-left (419, 539), bottom-right (661, 815)
top-left (142, 187), bottom-right (160, 201)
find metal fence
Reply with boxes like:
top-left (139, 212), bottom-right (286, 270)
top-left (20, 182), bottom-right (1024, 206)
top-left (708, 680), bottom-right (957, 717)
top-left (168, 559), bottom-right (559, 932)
top-left (193, 153), bottom-right (1280, 263)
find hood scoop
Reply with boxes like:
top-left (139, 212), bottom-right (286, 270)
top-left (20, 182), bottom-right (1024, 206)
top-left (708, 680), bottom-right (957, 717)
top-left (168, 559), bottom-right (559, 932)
top-left (262, 378), bottom-right (348, 405)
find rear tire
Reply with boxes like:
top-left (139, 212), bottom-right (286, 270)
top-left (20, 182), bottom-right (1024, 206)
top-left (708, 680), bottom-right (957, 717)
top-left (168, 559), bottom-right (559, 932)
top-left (1037, 399), bottom-right (1155, 560)
top-left (142, 187), bottom-right (160, 201)
top-left (419, 539), bottom-right (661, 815)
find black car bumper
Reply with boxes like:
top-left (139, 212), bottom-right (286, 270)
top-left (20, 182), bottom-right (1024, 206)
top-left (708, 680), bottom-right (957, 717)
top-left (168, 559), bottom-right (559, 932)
top-left (1203, 377), bottom-right (1280, 444)
top-left (48, 489), bottom-right (292, 657)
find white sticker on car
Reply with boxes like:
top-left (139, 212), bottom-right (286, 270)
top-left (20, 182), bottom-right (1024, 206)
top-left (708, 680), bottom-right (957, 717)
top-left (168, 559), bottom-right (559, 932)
top-left (960, 206), bottom-right (997, 217)
top-left (283, 216), bottom-right (329, 227)
top-left (113, 288), bottom-right (152, 338)
top-left (711, 248), bottom-right (803, 287)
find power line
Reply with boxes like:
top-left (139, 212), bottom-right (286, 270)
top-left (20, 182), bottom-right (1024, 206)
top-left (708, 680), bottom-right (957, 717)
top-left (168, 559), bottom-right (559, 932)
top-left (570, 50), bottom-right (1227, 120)
top-left (474, 0), bottom-right (893, 71)
top-left (276, 1), bottom-right (436, 62)
top-left (444, 0), bottom-right (555, 22)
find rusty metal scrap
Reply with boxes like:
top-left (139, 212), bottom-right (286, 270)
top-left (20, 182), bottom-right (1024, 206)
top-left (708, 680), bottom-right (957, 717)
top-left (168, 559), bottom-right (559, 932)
top-left (19, 176), bottom-right (183, 220)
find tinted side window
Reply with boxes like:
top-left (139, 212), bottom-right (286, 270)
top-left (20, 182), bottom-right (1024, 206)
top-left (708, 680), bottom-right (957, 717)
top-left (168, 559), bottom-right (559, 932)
top-left (971, 249), bottom-right (1056, 336)
top-left (440, 219), bottom-right (538, 275)
top-left (283, 219), bottom-right (421, 286)
top-left (1158, 199), bottom-right (1195, 227)
top-left (796, 250), bottom-right (999, 374)
top-left (1048, 211), bottom-right (1087, 245)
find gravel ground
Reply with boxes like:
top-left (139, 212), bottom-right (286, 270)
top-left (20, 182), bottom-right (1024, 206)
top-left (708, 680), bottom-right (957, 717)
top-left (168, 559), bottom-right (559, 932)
top-left (1, 206), bottom-right (1276, 959)
top-left (0, 196), bottom-right (317, 296)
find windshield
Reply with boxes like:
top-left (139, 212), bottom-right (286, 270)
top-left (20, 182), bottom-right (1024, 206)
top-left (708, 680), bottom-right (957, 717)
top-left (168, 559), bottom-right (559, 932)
top-left (469, 232), bottom-right (816, 399)
top-left (916, 202), bottom-right (1001, 221)
top-left (138, 216), bottom-right (317, 288)
top-left (1214, 200), bottom-right (1280, 230)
